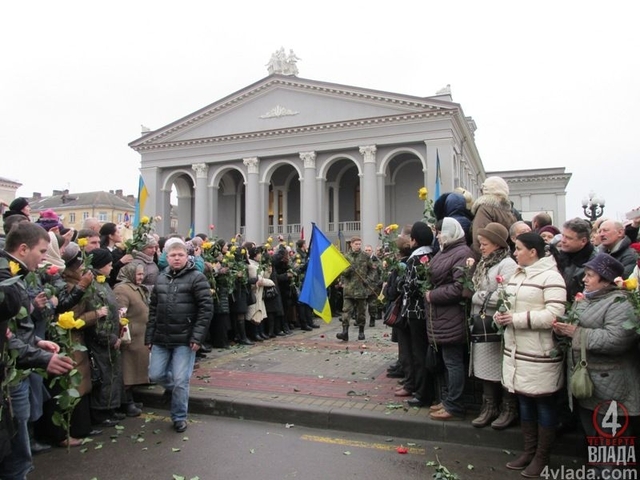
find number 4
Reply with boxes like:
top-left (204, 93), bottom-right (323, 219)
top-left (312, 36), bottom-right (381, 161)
top-left (602, 400), bottom-right (622, 437)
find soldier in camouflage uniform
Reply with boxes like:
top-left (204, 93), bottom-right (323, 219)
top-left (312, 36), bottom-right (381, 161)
top-left (363, 244), bottom-right (382, 327)
top-left (337, 236), bottom-right (376, 341)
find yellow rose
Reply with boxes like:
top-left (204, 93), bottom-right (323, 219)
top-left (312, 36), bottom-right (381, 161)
top-left (96, 275), bottom-right (106, 284)
top-left (289, 242), bottom-right (294, 247)
top-left (9, 261), bottom-right (20, 276)
top-left (390, 224), bottom-right (399, 232)
top-left (119, 318), bottom-right (129, 326)
top-left (230, 245), bottom-right (237, 252)
top-left (267, 237), bottom-right (273, 243)
top-left (140, 216), bottom-right (150, 224)
top-left (77, 238), bottom-right (88, 248)
top-left (296, 254), bottom-right (301, 259)
top-left (265, 243), bottom-right (271, 249)
top-left (225, 251), bottom-right (233, 258)
top-left (624, 278), bottom-right (638, 291)
top-left (375, 223), bottom-right (383, 232)
top-left (57, 311), bottom-right (85, 330)
top-left (241, 248), bottom-right (246, 255)
top-left (418, 187), bottom-right (428, 201)
top-left (202, 242), bottom-right (213, 250)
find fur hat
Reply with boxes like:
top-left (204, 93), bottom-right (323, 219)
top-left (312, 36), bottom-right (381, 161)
top-left (62, 242), bottom-right (82, 268)
top-left (583, 253), bottom-right (624, 283)
top-left (410, 221), bottom-right (434, 247)
top-left (90, 248), bottom-right (113, 270)
top-left (481, 176), bottom-right (510, 200)
top-left (538, 225), bottom-right (561, 237)
top-left (477, 222), bottom-right (509, 249)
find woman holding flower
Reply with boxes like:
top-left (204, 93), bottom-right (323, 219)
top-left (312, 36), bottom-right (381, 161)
top-left (553, 253), bottom-right (640, 477)
top-left (468, 223), bottom-right (517, 429)
top-left (495, 232), bottom-right (566, 477)
top-left (99, 222), bottom-right (132, 287)
top-left (114, 263), bottom-right (149, 417)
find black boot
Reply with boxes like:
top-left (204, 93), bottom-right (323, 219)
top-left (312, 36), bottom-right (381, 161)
top-left (236, 319), bottom-right (254, 345)
top-left (336, 325), bottom-right (349, 341)
top-left (247, 322), bottom-right (262, 342)
top-left (258, 323), bottom-right (269, 340)
top-left (358, 325), bottom-right (365, 340)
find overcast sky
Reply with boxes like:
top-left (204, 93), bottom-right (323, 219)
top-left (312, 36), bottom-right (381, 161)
top-left (2, 1), bottom-right (637, 222)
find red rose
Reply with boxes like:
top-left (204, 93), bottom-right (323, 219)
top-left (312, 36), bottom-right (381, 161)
top-left (574, 292), bottom-right (585, 301)
top-left (496, 275), bottom-right (504, 284)
top-left (419, 256), bottom-right (429, 265)
top-left (209, 224), bottom-right (215, 231)
top-left (46, 265), bottom-right (60, 275)
top-left (396, 446), bottom-right (408, 454)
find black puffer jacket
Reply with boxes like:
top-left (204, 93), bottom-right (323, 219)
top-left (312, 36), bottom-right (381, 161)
top-left (146, 261), bottom-right (214, 347)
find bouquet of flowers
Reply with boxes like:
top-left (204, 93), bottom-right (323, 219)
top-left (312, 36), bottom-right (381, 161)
top-left (550, 293), bottom-right (583, 358)
top-left (614, 276), bottom-right (640, 334)
top-left (123, 216), bottom-right (161, 254)
top-left (416, 254), bottom-right (432, 295)
top-left (376, 223), bottom-right (401, 283)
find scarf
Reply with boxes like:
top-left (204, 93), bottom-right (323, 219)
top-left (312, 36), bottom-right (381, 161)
top-left (472, 247), bottom-right (511, 291)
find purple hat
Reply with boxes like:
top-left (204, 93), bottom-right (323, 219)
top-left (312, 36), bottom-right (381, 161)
top-left (583, 253), bottom-right (624, 283)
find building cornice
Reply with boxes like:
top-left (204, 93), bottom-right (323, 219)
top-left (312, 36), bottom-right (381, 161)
top-left (131, 110), bottom-right (454, 152)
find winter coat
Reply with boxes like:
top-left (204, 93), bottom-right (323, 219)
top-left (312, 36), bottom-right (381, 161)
top-left (598, 236), bottom-right (639, 279)
top-left (471, 194), bottom-right (516, 256)
top-left (264, 267), bottom-right (284, 315)
top-left (146, 261), bottom-right (214, 347)
top-left (557, 243), bottom-right (596, 301)
top-left (434, 193), bottom-right (473, 245)
top-left (114, 280), bottom-right (150, 386)
top-left (568, 287), bottom-right (640, 415)
top-left (426, 238), bottom-right (474, 345)
top-left (341, 250), bottom-right (376, 299)
top-left (400, 247), bottom-right (433, 320)
top-left (246, 259), bottom-right (274, 324)
top-left (501, 256), bottom-right (567, 396)
top-left (471, 256), bottom-right (518, 317)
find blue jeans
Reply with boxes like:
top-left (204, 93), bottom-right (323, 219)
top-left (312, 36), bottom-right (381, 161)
top-left (517, 393), bottom-right (557, 427)
top-left (148, 345), bottom-right (195, 422)
top-left (441, 344), bottom-right (465, 416)
top-left (0, 380), bottom-right (32, 480)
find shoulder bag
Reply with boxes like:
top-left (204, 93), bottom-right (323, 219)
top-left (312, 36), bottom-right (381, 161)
top-left (382, 296), bottom-right (403, 327)
top-left (470, 291), bottom-right (501, 343)
top-left (570, 328), bottom-right (594, 400)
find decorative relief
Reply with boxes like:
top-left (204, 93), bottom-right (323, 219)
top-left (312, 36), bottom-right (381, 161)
top-left (299, 151), bottom-right (316, 169)
top-left (191, 163), bottom-right (209, 178)
top-left (259, 105), bottom-right (299, 119)
top-left (359, 145), bottom-right (377, 163)
top-left (243, 157), bottom-right (260, 174)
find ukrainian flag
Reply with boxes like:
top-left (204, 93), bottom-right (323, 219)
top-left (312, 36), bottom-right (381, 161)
top-left (134, 176), bottom-right (149, 227)
top-left (299, 224), bottom-right (350, 323)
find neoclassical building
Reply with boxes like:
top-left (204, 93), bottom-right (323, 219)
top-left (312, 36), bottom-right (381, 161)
top-left (129, 56), bottom-right (565, 247)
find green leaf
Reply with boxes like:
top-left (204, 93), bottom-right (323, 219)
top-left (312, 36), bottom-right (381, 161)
top-left (343, 451), bottom-right (351, 455)
top-left (173, 476), bottom-right (185, 480)
top-left (426, 461), bottom-right (436, 466)
top-left (80, 448), bottom-right (88, 453)
top-left (467, 464), bottom-right (474, 470)
top-left (249, 448), bottom-right (255, 454)
top-left (172, 448), bottom-right (181, 452)
top-left (67, 388), bottom-right (80, 398)
top-left (94, 444), bottom-right (103, 450)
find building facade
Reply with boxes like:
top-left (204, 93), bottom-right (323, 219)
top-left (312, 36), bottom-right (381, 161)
top-left (130, 69), bottom-right (488, 247)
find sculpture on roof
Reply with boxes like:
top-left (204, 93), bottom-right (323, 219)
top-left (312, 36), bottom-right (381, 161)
top-left (266, 48), bottom-right (300, 76)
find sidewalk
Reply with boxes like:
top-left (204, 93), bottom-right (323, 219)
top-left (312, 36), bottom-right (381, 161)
top-left (133, 320), bottom-right (584, 458)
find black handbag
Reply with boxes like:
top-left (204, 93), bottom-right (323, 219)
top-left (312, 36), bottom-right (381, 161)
top-left (263, 286), bottom-right (277, 300)
top-left (470, 291), bottom-right (501, 343)
top-left (246, 284), bottom-right (257, 305)
top-left (383, 297), bottom-right (402, 327)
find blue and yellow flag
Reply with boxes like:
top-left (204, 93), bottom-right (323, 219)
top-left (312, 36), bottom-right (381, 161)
top-left (298, 224), bottom-right (350, 323)
top-left (134, 175), bottom-right (149, 227)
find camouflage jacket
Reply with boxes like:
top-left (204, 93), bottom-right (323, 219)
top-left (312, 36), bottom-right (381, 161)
top-left (341, 250), bottom-right (376, 299)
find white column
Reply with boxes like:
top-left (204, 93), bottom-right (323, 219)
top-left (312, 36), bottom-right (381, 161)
top-left (300, 151), bottom-right (317, 238)
top-left (377, 172), bottom-right (385, 233)
top-left (359, 145), bottom-right (378, 247)
top-left (210, 186), bottom-right (219, 236)
top-left (243, 157), bottom-right (260, 242)
top-left (191, 163), bottom-right (209, 235)
top-left (272, 188), bottom-right (280, 232)
top-left (316, 176), bottom-right (325, 231)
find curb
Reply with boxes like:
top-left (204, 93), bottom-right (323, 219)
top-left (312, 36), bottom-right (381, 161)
top-left (133, 386), bottom-right (585, 458)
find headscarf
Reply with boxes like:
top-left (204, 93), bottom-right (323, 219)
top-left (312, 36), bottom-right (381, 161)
top-left (117, 262), bottom-right (143, 285)
top-left (438, 217), bottom-right (465, 248)
top-left (42, 231), bottom-right (66, 270)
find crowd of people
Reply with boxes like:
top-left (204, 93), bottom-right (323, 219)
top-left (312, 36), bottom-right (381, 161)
top-left (1, 178), bottom-right (640, 478)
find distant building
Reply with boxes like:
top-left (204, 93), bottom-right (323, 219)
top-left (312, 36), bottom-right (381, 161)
top-left (28, 189), bottom-right (136, 229)
top-left (0, 176), bottom-right (22, 220)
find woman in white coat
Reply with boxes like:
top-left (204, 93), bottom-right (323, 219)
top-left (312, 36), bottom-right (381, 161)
top-left (494, 232), bottom-right (566, 478)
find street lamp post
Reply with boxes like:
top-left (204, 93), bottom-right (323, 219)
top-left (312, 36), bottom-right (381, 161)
top-left (581, 191), bottom-right (605, 223)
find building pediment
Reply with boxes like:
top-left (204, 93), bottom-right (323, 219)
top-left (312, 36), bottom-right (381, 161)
top-left (129, 75), bottom-right (457, 151)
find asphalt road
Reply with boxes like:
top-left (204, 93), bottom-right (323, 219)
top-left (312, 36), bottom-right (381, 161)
top-left (31, 410), bottom-right (585, 480)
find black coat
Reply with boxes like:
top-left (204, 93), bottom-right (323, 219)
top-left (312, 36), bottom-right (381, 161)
top-left (146, 261), bottom-right (214, 347)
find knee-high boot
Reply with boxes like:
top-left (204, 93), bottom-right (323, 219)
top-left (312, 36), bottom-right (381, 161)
top-left (236, 318), bottom-right (254, 345)
top-left (492, 390), bottom-right (519, 430)
top-left (506, 421), bottom-right (537, 470)
top-left (521, 425), bottom-right (555, 478)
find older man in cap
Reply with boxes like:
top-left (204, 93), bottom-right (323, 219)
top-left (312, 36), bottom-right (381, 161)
top-left (337, 236), bottom-right (376, 342)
